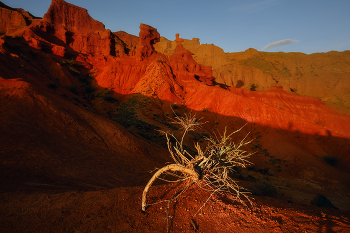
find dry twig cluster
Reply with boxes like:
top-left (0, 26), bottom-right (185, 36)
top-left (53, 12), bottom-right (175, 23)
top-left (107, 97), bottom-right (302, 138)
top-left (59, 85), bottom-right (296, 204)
top-left (141, 111), bottom-right (253, 230)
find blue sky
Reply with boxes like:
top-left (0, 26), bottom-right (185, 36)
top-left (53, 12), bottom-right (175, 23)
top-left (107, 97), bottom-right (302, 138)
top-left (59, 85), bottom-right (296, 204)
top-left (3, 0), bottom-right (350, 54)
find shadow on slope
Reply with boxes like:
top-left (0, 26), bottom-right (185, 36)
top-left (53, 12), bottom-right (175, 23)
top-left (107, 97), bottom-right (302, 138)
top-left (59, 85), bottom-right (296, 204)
top-left (106, 93), bottom-right (350, 210)
top-left (0, 78), bottom-right (172, 193)
top-left (0, 26), bottom-right (349, 211)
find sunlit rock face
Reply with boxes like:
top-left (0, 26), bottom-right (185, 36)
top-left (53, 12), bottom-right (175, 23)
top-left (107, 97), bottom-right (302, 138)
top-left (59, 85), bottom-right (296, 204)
top-left (135, 23), bottom-right (160, 61)
top-left (42, 0), bottom-right (114, 57)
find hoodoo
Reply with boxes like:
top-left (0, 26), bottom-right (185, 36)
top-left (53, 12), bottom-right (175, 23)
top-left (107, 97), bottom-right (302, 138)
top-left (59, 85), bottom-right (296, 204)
top-left (135, 23), bottom-right (160, 61)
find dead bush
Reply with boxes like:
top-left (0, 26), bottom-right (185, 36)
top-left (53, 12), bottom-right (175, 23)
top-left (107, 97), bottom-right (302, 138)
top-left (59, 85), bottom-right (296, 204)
top-left (141, 112), bottom-right (253, 232)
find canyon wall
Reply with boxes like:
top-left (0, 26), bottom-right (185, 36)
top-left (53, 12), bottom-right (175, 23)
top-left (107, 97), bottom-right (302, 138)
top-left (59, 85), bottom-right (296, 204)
top-left (155, 38), bottom-right (350, 115)
top-left (0, 1), bottom-right (40, 34)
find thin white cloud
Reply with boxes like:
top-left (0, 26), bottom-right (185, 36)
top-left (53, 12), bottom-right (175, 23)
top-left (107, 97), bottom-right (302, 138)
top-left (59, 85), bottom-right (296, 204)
top-left (262, 39), bottom-right (299, 50)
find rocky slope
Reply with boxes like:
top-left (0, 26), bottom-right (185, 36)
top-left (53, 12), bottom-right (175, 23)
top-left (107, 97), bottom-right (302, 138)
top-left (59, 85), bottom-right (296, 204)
top-left (155, 37), bottom-right (350, 115)
top-left (1, 0), bottom-right (350, 232)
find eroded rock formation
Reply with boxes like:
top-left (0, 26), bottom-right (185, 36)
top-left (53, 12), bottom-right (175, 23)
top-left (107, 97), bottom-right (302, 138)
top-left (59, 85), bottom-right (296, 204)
top-left (168, 33), bottom-right (215, 85)
top-left (41, 0), bottom-right (114, 57)
top-left (135, 24), bottom-right (160, 61)
top-left (156, 36), bottom-right (350, 115)
top-left (113, 31), bottom-right (139, 56)
top-left (0, 1), bottom-right (40, 34)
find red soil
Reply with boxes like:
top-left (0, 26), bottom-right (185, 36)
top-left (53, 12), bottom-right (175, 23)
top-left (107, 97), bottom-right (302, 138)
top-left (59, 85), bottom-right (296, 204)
top-left (1, 183), bottom-right (350, 232)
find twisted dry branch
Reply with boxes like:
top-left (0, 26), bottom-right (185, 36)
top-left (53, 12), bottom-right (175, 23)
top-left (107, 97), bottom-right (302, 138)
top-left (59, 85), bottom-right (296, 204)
top-left (141, 164), bottom-right (199, 212)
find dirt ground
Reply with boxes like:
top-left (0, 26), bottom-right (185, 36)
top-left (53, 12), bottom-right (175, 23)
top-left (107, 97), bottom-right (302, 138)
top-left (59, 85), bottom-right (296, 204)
top-left (1, 182), bottom-right (349, 233)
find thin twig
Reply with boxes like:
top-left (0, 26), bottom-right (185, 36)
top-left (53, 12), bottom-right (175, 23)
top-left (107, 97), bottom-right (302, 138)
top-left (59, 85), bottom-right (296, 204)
top-left (166, 181), bottom-right (194, 233)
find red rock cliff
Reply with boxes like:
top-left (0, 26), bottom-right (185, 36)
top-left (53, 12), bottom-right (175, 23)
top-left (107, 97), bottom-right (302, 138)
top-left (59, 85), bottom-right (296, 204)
top-left (113, 31), bottom-right (139, 56)
top-left (43, 0), bottom-right (105, 33)
top-left (0, 2), bottom-right (37, 34)
top-left (27, 0), bottom-right (115, 58)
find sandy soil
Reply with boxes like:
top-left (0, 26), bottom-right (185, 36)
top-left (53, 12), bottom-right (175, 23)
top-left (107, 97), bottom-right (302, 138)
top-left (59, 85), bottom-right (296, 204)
top-left (1, 182), bottom-right (350, 233)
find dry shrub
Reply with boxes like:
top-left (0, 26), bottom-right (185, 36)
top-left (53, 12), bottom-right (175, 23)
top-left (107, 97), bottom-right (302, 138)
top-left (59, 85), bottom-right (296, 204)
top-left (141, 112), bottom-right (253, 231)
top-left (321, 154), bottom-right (340, 166)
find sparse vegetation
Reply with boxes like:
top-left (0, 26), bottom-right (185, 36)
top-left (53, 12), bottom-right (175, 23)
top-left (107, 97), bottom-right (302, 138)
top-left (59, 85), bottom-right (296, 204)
top-left (240, 56), bottom-right (275, 74)
top-left (65, 83), bottom-right (78, 95)
top-left (60, 59), bottom-right (82, 78)
top-left (102, 93), bottom-right (117, 103)
top-left (47, 82), bottom-right (58, 90)
top-left (83, 85), bottom-right (96, 94)
top-left (290, 88), bottom-right (297, 93)
top-left (276, 64), bottom-right (291, 77)
top-left (141, 112), bottom-right (253, 232)
top-left (321, 155), bottom-right (340, 166)
top-left (171, 103), bottom-right (179, 109)
top-left (251, 179), bottom-right (277, 197)
top-left (11, 34), bottom-right (21, 39)
top-left (250, 84), bottom-right (258, 91)
top-left (112, 95), bottom-right (162, 143)
top-left (62, 59), bottom-right (76, 66)
top-left (257, 167), bottom-right (270, 175)
top-left (19, 53), bottom-right (29, 61)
